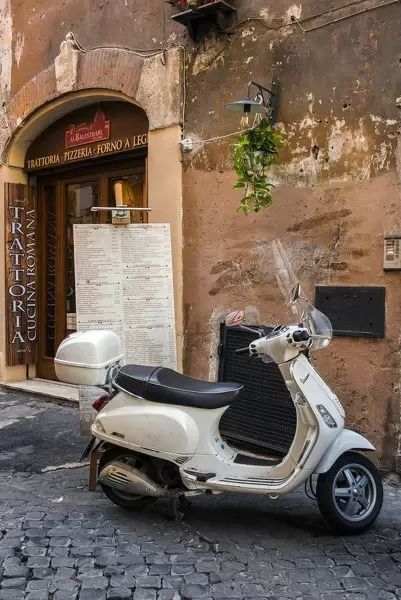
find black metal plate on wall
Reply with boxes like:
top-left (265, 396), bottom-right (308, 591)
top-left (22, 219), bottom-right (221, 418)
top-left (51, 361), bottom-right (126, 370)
top-left (170, 1), bottom-right (236, 41)
top-left (315, 286), bottom-right (385, 338)
top-left (218, 325), bottom-right (296, 455)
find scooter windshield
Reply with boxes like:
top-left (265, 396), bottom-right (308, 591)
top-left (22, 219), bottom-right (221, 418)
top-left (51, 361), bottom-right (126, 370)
top-left (269, 239), bottom-right (333, 350)
top-left (301, 300), bottom-right (333, 349)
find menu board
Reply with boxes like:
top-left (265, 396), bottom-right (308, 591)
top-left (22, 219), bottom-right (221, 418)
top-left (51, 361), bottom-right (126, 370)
top-left (73, 224), bottom-right (177, 369)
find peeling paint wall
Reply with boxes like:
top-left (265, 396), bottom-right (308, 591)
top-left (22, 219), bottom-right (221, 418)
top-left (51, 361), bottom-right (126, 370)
top-left (3, 0), bottom-right (401, 470)
top-left (181, 0), bottom-right (401, 471)
top-left (0, 0), bottom-right (12, 101)
top-left (0, 0), bottom-right (12, 149)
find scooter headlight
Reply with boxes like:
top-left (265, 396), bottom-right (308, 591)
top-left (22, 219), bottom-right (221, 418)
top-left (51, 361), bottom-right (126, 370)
top-left (317, 405), bottom-right (337, 428)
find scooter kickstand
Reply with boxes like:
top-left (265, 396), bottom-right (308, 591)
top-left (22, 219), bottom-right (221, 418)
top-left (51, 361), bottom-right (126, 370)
top-left (170, 495), bottom-right (184, 522)
top-left (170, 494), bottom-right (191, 522)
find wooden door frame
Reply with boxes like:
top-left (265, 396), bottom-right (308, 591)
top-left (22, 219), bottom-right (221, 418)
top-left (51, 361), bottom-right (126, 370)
top-left (35, 155), bottom-right (147, 379)
top-left (37, 181), bottom-right (60, 379)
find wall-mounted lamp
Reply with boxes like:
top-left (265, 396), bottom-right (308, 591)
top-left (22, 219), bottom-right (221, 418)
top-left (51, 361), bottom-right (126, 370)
top-left (225, 77), bottom-right (279, 126)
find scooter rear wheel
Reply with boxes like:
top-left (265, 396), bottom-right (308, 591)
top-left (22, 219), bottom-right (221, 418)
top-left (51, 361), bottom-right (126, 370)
top-left (98, 449), bottom-right (157, 510)
top-left (316, 451), bottom-right (383, 534)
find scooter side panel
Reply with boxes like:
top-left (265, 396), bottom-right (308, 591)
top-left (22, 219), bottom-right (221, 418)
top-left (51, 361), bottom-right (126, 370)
top-left (289, 355), bottom-right (345, 473)
top-left (93, 391), bottom-right (227, 457)
top-left (291, 354), bottom-right (345, 423)
top-left (94, 393), bottom-right (199, 455)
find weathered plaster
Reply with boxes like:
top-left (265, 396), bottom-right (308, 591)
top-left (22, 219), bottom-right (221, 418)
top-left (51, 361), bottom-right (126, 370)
top-left (394, 103), bottom-right (401, 473)
top-left (0, 0), bottom-right (12, 102)
top-left (207, 305), bottom-right (261, 381)
top-left (54, 33), bottom-right (79, 94)
top-left (136, 47), bottom-right (184, 131)
top-left (13, 31), bottom-right (23, 67)
top-left (0, 0), bottom-right (12, 151)
top-left (3, 39), bottom-right (183, 151)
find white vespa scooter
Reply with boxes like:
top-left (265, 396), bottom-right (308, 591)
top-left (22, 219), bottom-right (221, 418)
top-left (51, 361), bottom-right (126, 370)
top-left (55, 245), bottom-right (383, 534)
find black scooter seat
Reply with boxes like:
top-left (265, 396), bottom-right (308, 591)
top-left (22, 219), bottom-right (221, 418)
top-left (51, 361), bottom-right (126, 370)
top-left (115, 364), bottom-right (243, 409)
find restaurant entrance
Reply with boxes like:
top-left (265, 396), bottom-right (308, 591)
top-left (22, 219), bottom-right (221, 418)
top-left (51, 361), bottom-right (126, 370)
top-left (1, 86), bottom-right (184, 386)
top-left (35, 156), bottom-right (147, 380)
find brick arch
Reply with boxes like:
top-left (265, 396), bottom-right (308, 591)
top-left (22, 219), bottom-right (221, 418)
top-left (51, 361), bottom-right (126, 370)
top-left (5, 90), bottom-right (146, 167)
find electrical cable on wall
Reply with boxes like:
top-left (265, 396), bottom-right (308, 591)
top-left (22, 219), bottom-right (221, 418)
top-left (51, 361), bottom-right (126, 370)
top-left (64, 0), bottom-right (398, 62)
top-left (65, 0), bottom-right (399, 143)
top-left (70, 0), bottom-right (399, 49)
top-left (179, 113), bottom-right (264, 151)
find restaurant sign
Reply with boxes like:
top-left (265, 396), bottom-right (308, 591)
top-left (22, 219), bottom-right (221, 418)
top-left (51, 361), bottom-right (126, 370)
top-left (25, 102), bottom-right (149, 171)
top-left (26, 134), bottom-right (148, 170)
top-left (4, 183), bottom-right (38, 365)
top-left (65, 109), bottom-right (110, 148)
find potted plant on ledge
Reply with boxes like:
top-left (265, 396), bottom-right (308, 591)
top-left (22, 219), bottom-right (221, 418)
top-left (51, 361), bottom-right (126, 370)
top-left (167, 0), bottom-right (236, 41)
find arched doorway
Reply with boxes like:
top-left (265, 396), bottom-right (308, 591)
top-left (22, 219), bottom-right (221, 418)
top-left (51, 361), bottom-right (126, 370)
top-left (25, 100), bottom-right (149, 378)
top-left (1, 87), bottom-right (184, 383)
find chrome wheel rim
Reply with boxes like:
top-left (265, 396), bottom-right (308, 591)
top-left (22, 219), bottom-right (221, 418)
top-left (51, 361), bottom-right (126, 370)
top-left (332, 463), bottom-right (377, 522)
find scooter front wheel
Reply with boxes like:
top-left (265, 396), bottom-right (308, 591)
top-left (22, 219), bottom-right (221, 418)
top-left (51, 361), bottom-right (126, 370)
top-left (316, 451), bottom-right (383, 534)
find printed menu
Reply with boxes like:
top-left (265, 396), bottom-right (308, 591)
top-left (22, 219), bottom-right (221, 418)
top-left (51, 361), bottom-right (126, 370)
top-left (73, 223), bottom-right (177, 370)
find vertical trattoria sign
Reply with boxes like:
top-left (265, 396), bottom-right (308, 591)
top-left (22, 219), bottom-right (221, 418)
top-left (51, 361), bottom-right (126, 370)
top-left (4, 183), bottom-right (38, 365)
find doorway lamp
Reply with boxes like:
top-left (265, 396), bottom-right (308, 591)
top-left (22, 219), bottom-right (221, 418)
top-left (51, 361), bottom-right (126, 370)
top-left (225, 77), bottom-right (279, 125)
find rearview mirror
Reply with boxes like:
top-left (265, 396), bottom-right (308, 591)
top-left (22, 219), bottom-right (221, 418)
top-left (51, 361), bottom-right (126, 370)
top-left (290, 283), bottom-right (301, 304)
top-left (225, 310), bottom-right (245, 327)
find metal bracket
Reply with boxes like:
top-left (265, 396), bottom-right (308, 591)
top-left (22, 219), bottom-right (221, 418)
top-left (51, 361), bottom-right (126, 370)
top-left (268, 77), bottom-right (280, 125)
top-left (91, 206), bottom-right (152, 222)
top-left (180, 138), bottom-right (194, 153)
top-left (91, 206), bottom-right (151, 213)
top-left (246, 77), bottom-right (279, 124)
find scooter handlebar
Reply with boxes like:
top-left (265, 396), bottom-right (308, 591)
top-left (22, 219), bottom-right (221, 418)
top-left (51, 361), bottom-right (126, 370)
top-left (235, 347), bottom-right (250, 355)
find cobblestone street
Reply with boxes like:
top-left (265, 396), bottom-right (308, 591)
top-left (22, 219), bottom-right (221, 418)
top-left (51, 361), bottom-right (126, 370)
top-left (1, 390), bottom-right (401, 600)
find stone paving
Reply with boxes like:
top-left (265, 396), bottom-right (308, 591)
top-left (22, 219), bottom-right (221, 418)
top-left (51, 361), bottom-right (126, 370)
top-left (1, 391), bottom-right (401, 600)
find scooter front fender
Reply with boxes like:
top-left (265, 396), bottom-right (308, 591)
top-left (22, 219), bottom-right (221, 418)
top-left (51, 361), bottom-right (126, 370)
top-left (314, 429), bottom-right (375, 474)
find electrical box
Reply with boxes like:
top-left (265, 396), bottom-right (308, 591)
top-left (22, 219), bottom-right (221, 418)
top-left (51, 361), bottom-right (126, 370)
top-left (384, 236), bottom-right (401, 270)
top-left (315, 286), bottom-right (385, 339)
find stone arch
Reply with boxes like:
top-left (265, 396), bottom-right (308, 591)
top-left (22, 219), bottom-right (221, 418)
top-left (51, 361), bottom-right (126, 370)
top-left (3, 35), bottom-right (183, 166)
top-left (5, 89), bottom-right (149, 168)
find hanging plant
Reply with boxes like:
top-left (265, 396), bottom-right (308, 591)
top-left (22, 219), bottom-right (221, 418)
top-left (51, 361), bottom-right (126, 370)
top-left (232, 120), bottom-right (283, 215)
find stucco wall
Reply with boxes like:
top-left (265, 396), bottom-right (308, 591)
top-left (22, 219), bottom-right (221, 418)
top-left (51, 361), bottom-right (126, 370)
top-left (9, 0), bottom-right (184, 97)
top-left (181, 0), bottom-right (401, 470)
top-left (2, 0), bottom-right (401, 470)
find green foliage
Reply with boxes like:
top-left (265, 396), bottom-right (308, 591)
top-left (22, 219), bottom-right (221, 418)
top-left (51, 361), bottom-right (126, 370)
top-left (232, 120), bottom-right (283, 215)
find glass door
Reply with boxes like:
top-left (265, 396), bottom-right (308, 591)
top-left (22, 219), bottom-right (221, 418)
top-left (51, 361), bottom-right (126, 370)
top-left (109, 171), bottom-right (147, 224)
top-left (65, 182), bottom-right (99, 336)
top-left (36, 160), bottom-right (147, 380)
top-left (37, 180), bottom-right (100, 379)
